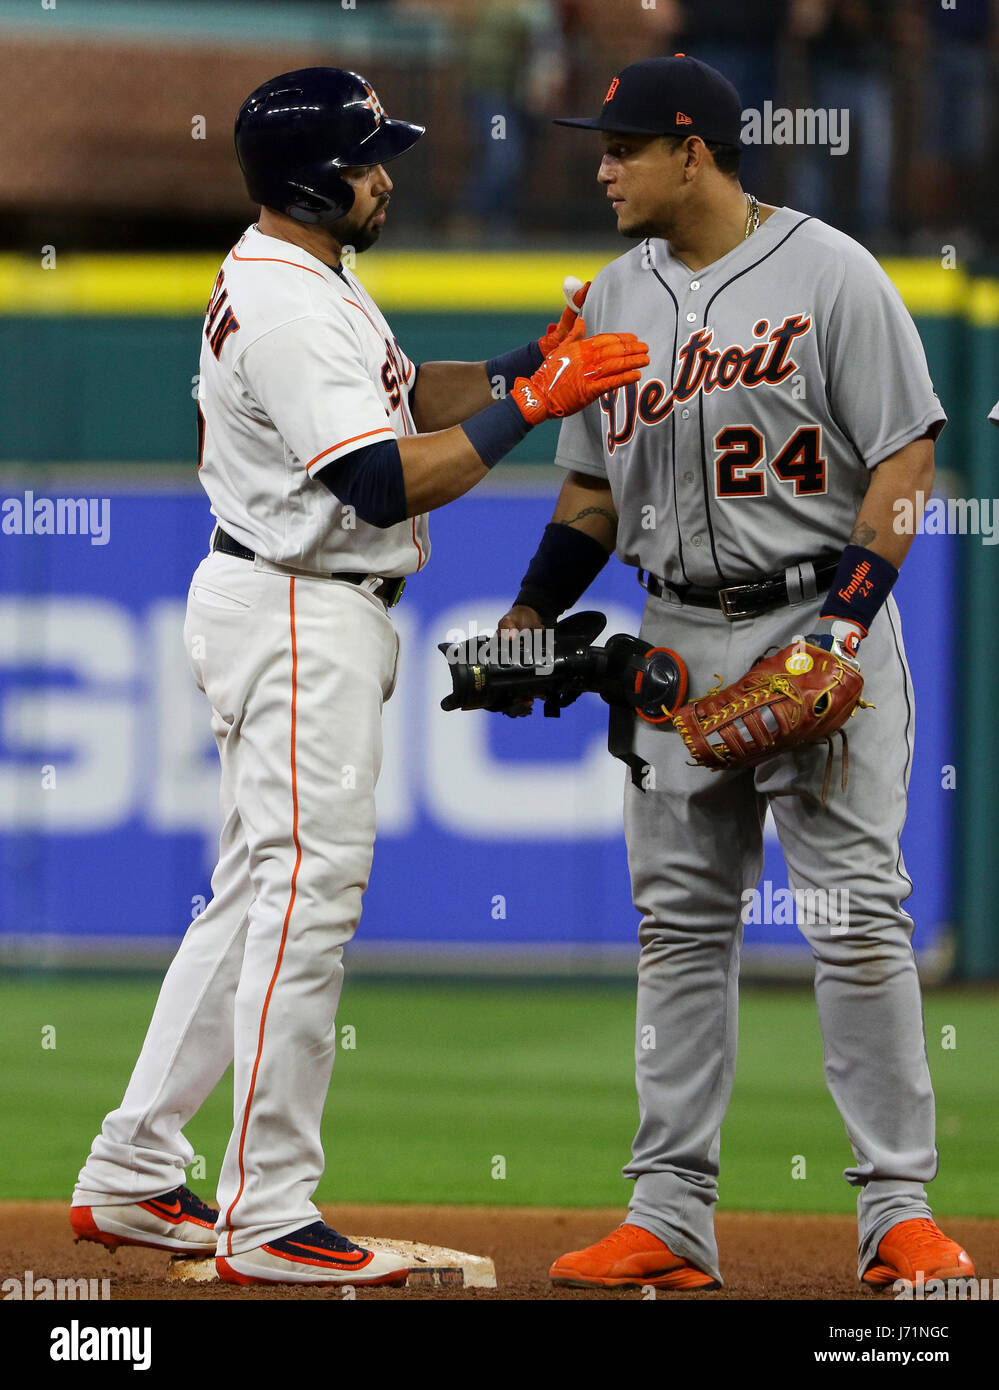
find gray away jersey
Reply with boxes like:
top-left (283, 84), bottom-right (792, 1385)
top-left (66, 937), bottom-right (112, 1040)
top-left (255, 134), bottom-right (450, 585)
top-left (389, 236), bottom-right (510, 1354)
top-left (556, 208), bottom-right (946, 586)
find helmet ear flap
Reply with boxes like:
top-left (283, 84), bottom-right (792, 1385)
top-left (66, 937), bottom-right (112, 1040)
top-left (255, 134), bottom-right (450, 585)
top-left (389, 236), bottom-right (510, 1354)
top-left (283, 176), bottom-right (355, 225)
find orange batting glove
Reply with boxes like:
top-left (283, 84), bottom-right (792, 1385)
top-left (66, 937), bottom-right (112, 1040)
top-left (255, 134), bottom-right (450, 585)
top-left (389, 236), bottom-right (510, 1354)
top-left (511, 318), bottom-right (648, 425)
top-left (538, 275), bottom-right (591, 356)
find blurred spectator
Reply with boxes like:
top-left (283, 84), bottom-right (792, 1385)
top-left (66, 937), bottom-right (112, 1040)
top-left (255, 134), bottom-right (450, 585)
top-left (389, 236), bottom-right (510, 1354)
top-left (671, 0), bottom-right (792, 189)
top-left (443, 0), bottom-right (568, 244)
top-left (562, 0), bottom-right (682, 73)
top-left (787, 1), bottom-right (897, 245)
top-left (904, 0), bottom-right (997, 253)
top-left (0, 0), bottom-right (995, 252)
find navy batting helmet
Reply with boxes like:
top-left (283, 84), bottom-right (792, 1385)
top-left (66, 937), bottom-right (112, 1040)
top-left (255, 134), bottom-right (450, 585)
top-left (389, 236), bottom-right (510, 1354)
top-left (234, 67), bottom-right (425, 225)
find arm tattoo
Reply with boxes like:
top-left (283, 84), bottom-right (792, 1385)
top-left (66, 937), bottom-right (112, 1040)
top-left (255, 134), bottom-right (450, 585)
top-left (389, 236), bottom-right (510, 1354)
top-left (561, 505), bottom-right (617, 533)
top-left (850, 520), bottom-right (876, 547)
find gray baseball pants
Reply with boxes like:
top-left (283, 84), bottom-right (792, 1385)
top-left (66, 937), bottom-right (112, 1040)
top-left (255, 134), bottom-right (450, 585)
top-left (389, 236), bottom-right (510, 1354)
top-left (621, 588), bottom-right (936, 1285)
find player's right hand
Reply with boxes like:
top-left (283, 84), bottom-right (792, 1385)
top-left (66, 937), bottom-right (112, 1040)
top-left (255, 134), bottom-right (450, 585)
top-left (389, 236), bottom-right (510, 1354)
top-left (801, 616), bottom-right (866, 667)
top-left (511, 318), bottom-right (648, 427)
top-left (497, 604), bottom-right (545, 633)
top-left (492, 605), bottom-right (544, 716)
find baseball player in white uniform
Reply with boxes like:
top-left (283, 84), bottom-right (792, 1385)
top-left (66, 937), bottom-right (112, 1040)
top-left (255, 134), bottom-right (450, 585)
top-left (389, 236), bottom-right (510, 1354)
top-left (499, 57), bottom-right (975, 1293)
top-left (70, 68), bottom-right (647, 1286)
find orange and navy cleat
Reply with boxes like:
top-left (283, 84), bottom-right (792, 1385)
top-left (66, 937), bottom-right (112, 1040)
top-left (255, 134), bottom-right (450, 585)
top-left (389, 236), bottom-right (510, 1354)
top-left (71, 1185), bottom-right (217, 1255)
top-left (217, 1221), bottom-right (409, 1287)
top-left (862, 1218), bottom-right (974, 1288)
top-left (550, 1223), bottom-right (720, 1291)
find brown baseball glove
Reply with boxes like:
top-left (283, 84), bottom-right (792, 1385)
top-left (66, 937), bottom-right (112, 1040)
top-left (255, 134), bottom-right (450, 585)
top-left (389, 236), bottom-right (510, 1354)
top-left (669, 639), bottom-right (872, 799)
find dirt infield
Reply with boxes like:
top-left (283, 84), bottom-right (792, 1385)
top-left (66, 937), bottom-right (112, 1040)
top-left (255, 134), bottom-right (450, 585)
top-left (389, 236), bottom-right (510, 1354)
top-left (2, 1204), bottom-right (997, 1300)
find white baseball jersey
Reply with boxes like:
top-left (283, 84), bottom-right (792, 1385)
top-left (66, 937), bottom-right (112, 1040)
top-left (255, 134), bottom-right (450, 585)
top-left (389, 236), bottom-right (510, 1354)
top-left (197, 223), bottom-right (429, 575)
top-left (555, 209), bottom-right (945, 585)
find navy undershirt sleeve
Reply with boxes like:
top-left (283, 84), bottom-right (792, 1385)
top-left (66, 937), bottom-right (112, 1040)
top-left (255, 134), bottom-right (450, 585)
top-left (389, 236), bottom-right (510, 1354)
top-left (315, 437), bottom-right (408, 529)
top-left (515, 523), bottom-right (611, 626)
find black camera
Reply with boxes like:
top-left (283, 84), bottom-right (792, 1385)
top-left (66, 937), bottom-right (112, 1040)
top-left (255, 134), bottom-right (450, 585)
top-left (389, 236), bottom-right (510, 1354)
top-left (438, 611), bottom-right (687, 723)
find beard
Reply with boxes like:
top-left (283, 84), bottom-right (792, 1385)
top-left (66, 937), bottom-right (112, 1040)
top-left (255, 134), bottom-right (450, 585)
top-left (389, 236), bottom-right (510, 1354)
top-left (618, 215), bottom-right (659, 241)
top-left (330, 199), bottom-right (388, 254)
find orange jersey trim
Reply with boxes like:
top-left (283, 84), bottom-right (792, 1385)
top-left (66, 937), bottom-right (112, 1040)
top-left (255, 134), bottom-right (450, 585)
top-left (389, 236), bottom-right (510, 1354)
top-left (230, 247), bottom-right (329, 281)
top-left (307, 427), bottom-right (396, 470)
top-left (342, 296), bottom-right (380, 333)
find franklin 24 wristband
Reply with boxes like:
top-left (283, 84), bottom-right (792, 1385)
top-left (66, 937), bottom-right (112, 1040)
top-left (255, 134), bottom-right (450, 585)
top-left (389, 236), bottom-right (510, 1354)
top-left (819, 543), bottom-right (899, 636)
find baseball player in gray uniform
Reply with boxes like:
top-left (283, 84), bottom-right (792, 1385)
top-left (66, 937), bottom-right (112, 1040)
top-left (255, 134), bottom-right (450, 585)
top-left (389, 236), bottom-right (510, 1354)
top-left (69, 67), bottom-right (646, 1287)
top-left (499, 56), bottom-right (975, 1292)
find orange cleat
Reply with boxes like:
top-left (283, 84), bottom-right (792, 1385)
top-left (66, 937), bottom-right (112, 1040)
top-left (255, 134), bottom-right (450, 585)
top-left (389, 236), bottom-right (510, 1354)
top-left (70, 1185), bottom-right (217, 1255)
top-left (550, 1223), bottom-right (719, 1291)
top-left (862, 1218), bottom-right (975, 1288)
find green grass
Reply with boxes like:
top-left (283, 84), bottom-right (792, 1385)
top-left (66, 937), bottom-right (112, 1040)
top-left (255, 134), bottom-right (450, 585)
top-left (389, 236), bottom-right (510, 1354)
top-left (1, 976), bottom-right (996, 1215)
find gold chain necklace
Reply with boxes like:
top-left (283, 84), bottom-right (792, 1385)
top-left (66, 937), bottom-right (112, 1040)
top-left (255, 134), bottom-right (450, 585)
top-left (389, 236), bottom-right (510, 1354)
top-left (744, 193), bottom-right (760, 239)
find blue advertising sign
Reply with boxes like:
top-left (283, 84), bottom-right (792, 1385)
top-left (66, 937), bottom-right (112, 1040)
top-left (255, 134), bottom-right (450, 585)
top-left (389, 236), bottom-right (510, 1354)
top-left (0, 481), bottom-right (955, 969)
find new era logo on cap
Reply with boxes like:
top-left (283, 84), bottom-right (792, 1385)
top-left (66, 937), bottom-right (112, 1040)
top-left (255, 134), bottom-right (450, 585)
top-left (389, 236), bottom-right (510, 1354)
top-left (604, 77), bottom-right (619, 103)
top-left (676, 111), bottom-right (693, 125)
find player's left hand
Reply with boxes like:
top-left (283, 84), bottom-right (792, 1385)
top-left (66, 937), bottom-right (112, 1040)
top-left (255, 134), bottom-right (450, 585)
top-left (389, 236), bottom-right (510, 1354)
top-left (538, 276), bottom-right (591, 356)
top-left (670, 638), bottom-right (870, 800)
top-left (512, 319), bottom-right (649, 425)
top-left (802, 616), bottom-right (866, 666)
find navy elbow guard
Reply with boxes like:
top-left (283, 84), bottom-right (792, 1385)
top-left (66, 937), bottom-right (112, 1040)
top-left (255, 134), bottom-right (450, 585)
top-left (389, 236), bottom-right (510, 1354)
top-left (315, 438), bottom-right (408, 529)
top-left (515, 523), bottom-right (611, 627)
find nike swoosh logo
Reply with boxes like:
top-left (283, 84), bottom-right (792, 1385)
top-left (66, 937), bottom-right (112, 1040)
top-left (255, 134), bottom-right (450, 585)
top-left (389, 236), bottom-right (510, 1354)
top-left (282, 1241), bottom-right (370, 1265)
top-left (147, 1199), bottom-right (183, 1216)
top-left (549, 355), bottom-right (570, 389)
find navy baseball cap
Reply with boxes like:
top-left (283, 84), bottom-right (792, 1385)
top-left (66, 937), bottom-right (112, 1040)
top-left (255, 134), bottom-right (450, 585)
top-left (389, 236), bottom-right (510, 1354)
top-left (554, 55), bottom-right (743, 148)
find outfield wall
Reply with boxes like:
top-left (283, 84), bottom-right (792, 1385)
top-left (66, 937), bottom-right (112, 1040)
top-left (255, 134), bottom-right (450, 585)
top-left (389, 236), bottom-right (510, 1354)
top-left (0, 251), bottom-right (995, 976)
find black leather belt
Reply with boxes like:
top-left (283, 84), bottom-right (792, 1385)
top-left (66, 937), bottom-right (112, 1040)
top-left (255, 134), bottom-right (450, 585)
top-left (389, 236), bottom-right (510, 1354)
top-left (639, 559), bottom-right (839, 621)
top-left (212, 527), bottom-right (406, 607)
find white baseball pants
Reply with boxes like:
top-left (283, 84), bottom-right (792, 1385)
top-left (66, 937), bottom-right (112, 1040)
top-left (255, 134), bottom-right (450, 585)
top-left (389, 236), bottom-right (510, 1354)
top-left (75, 550), bottom-right (399, 1255)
